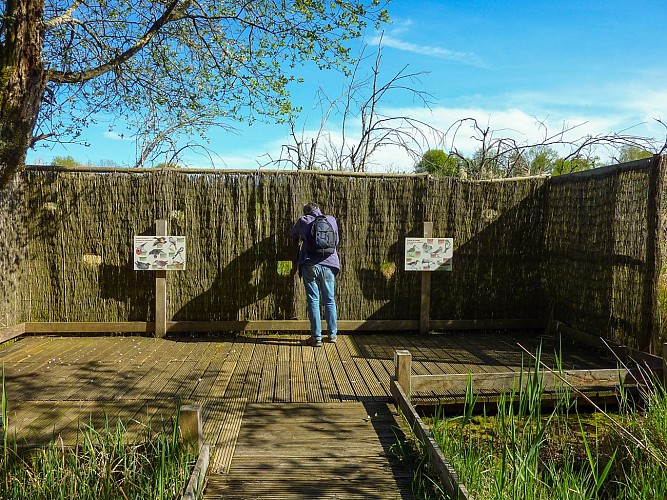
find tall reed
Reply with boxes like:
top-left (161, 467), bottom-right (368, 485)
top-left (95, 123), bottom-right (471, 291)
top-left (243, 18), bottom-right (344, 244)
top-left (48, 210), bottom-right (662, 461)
top-left (0, 392), bottom-right (195, 500)
top-left (428, 345), bottom-right (667, 499)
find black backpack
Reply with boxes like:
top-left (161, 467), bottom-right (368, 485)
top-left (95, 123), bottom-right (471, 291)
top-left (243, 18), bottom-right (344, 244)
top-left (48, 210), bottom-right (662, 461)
top-left (307, 215), bottom-right (336, 257)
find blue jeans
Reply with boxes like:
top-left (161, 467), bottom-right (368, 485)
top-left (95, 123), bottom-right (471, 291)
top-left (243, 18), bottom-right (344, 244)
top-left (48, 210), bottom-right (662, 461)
top-left (301, 263), bottom-right (337, 340)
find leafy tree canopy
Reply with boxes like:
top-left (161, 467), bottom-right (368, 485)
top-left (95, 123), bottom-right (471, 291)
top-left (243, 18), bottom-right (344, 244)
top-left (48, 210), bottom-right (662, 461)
top-left (50, 155), bottom-right (80, 167)
top-left (617, 146), bottom-right (653, 163)
top-left (0, 0), bottom-right (389, 185)
top-left (414, 149), bottom-right (462, 177)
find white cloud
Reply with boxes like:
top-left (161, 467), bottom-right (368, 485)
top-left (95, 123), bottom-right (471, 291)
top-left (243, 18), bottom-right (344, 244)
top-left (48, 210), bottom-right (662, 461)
top-left (368, 34), bottom-right (483, 66)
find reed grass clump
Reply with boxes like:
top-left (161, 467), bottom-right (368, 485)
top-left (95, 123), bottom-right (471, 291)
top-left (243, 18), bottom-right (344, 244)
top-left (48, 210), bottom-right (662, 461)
top-left (1, 418), bottom-right (196, 500)
top-left (1, 366), bottom-right (195, 500)
top-left (427, 349), bottom-right (667, 499)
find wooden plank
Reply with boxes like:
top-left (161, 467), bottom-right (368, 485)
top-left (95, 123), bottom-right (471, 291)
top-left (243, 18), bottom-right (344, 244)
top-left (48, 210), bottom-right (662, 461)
top-left (244, 338), bottom-right (269, 401)
top-left (0, 335), bottom-right (53, 362)
top-left (333, 334), bottom-right (374, 401)
top-left (420, 221), bottom-right (433, 334)
top-left (167, 319), bottom-right (421, 331)
top-left (221, 339), bottom-right (257, 400)
top-left (315, 344), bottom-right (339, 402)
top-left (323, 336), bottom-right (355, 402)
top-left (183, 444), bottom-right (210, 500)
top-left (275, 342), bottom-right (291, 403)
top-left (0, 323), bottom-right (25, 344)
top-left (155, 219), bottom-right (168, 339)
top-left (410, 367), bottom-right (660, 394)
top-left (26, 163), bottom-right (430, 179)
top-left (430, 319), bottom-right (547, 330)
top-left (348, 336), bottom-right (387, 401)
top-left (22, 318), bottom-right (546, 334)
top-left (207, 402), bottom-right (412, 499)
top-left (24, 322), bottom-right (152, 333)
top-left (188, 341), bottom-right (236, 400)
top-left (133, 341), bottom-right (195, 400)
top-left (301, 340), bottom-right (324, 403)
top-left (392, 381), bottom-right (471, 500)
top-left (205, 397), bottom-right (247, 473)
top-left (556, 321), bottom-right (662, 368)
top-left (289, 335), bottom-right (307, 402)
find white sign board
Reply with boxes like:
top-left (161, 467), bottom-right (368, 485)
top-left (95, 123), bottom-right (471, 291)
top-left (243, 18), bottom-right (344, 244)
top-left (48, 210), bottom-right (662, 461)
top-left (405, 237), bottom-right (453, 271)
top-left (134, 236), bottom-right (186, 270)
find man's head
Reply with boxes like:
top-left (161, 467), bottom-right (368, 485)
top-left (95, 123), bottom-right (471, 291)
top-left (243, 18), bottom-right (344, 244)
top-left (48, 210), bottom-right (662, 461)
top-left (303, 202), bottom-right (320, 215)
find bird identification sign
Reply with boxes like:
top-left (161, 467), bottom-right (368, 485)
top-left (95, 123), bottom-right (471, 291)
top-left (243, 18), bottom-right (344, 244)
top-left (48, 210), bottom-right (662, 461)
top-left (134, 236), bottom-right (186, 270)
top-left (405, 237), bottom-right (453, 271)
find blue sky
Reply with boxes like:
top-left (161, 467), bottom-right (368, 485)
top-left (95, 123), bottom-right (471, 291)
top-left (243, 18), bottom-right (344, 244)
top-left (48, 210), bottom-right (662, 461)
top-left (27, 0), bottom-right (667, 171)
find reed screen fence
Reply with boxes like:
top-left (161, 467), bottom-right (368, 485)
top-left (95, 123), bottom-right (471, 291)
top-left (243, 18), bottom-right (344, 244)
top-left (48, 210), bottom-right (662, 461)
top-left (1, 156), bottom-right (664, 352)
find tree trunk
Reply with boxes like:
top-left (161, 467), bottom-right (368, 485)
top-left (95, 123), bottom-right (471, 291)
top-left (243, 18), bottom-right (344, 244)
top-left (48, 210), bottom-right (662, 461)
top-left (0, 0), bottom-right (47, 188)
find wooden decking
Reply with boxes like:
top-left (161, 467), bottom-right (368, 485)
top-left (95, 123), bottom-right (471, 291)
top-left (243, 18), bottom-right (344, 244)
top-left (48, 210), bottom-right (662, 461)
top-left (0, 331), bottom-right (620, 498)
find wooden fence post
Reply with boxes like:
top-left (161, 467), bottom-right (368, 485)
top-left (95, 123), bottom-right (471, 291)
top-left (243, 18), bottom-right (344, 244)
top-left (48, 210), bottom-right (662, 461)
top-left (180, 404), bottom-right (203, 451)
top-left (395, 349), bottom-right (412, 399)
top-left (155, 219), bottom-right (167, 338)
top-left (420, 222), bottom-right (433, 334)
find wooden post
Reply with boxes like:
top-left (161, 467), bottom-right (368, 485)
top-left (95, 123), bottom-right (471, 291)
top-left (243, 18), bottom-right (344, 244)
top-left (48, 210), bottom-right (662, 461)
top-left (180, 404), bottom-right (203, 451)
top-left (395, 349), bottom-right (412, 399)
top-left (155, 219), bottom-right (168, 338)
top-left (420, 222), bottom-right (433, 334)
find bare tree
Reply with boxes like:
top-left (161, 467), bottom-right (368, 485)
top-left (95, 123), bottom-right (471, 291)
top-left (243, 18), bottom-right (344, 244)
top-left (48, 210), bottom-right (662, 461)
top-left (443, 117), bottom-right (663, 179)
top-left (263, 35), bottom-right (444, 172)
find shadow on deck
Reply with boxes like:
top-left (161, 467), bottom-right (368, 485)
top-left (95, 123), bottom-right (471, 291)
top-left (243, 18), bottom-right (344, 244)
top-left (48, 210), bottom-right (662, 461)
top-left (0, 330), bottom-right (630, 499)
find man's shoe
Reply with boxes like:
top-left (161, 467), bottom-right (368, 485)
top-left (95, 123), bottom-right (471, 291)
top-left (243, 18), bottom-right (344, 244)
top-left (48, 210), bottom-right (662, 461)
top-left (329, 335), bottom-right (337, 344)
top-left (304, 336), bottom-right (322, 347)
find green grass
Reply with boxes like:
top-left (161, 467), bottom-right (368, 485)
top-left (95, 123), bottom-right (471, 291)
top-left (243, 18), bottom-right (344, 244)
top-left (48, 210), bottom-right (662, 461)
top-left (1, 365), bottom-right (196, 500)
top-left (424, 348), bottom-right (667, 500)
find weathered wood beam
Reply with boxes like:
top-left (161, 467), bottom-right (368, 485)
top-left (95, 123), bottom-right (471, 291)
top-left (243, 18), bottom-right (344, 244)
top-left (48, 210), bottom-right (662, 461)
top-left (410, 367), bottom-right (660, 394)
top-left (555, 321), bottom-right (662, 368)
top-left (394, 350), bottom-right (412, 399)
top-left (430, 319), bottom-right (546, 330)
top-left (420, 222), bottom-right (433, 335)
top-left (20, 319), bottom-right (546, 334)
top-left (0, 322), bottom-right (25, 344)
top-left (182, 444), bottom-right (210, 500)
top-left (391, 380), bottom-right (471, 500)
top-left (179, 404), bottom-right (204, 451)
top-left (155, 219), bottom-right (167, 338)
top-left (24, 322), bottom-right (153, 333)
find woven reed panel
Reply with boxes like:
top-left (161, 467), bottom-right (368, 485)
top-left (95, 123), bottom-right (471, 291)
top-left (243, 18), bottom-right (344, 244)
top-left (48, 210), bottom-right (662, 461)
top-left (428, 176), bottom-right (547, 320)
top-left (541, 163), bottom-right (657, 350)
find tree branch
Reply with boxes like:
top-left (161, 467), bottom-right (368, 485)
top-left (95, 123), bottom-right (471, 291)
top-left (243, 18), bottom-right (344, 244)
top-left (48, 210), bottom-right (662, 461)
top-left (46, 0), bottom-right (182, 84)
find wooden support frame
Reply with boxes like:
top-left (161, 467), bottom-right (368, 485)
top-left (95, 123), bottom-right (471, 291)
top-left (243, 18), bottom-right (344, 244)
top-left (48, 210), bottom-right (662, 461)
top-left (0, 322), bottom-right (25, 343)
top-left (391, 379), bottom-right (471, 499)
top-left (554, 321), bottom-right (663, 369)
top-left (420, 221), bottom-right (433, 334)
top-left (182, 444), bottom-right (210, 500)
top-left (410, 367), bottom-right (661, 394)
top-left (13, 318), bottom-right (546, 337)
top-left (394, 350), bottom-right (412, 398)
top-left (180, 404), bottom-right (204, 451)
top-left (155, 219), bottom-right (168, 338)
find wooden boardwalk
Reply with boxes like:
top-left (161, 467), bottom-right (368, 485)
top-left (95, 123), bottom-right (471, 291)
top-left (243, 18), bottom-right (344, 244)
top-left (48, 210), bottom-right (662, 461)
top-left (0, 331), bottom-right (618, 498)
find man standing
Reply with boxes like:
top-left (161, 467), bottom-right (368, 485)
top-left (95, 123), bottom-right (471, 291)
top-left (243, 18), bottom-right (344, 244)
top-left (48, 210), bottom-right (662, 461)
top-left (290, 202), bottom-right (340, 347)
